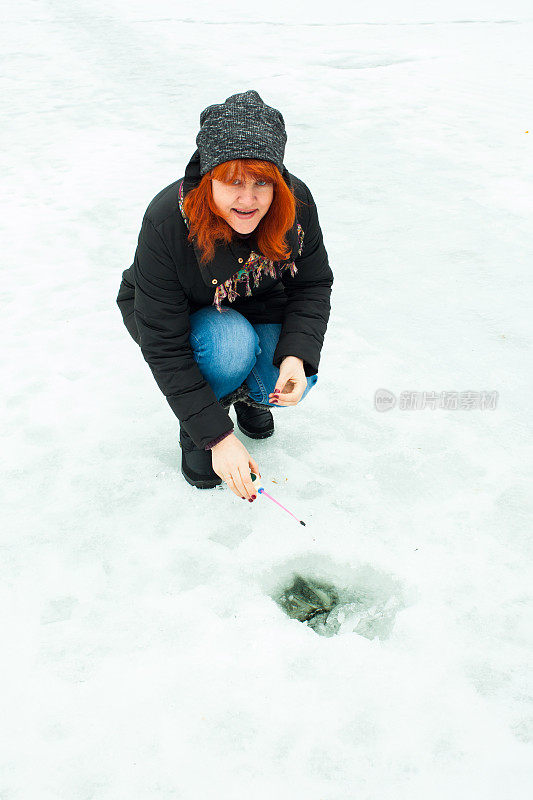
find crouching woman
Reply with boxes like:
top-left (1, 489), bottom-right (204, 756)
top-left (116, 90), bottom-right (333, 501)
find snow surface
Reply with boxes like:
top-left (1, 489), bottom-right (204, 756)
top-left (2, 1), bottom-right (533, 798)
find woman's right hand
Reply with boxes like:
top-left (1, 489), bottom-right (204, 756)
top-left (211, 433), bottom-right (261, 500)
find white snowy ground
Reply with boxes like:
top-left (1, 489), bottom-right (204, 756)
top-left (2, 1), bottom-right (532, 797)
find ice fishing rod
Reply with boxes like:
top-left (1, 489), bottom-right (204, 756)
top-left (250, 473), bottom-right (306, 526)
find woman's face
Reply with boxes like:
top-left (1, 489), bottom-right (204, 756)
top-left (211, 176), bottom-right (274, 234)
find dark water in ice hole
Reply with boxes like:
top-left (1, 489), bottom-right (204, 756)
top-left (276, 574), bottom-right (402, 639)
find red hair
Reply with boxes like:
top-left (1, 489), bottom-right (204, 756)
top-left (182, 159), bottom-right (299, 265)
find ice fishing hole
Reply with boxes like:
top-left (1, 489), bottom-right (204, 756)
top-left (275, 573), bottom-right (403, 639)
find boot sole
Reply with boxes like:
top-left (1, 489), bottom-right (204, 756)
top-left (181, 462), bottom-right (222, 489)
top-left (236, 421), bottom-right (275, 439)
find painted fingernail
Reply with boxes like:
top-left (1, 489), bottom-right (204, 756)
top-left (251, 495), bottom-right (256, 500)
top-left (274, 389), bottom-right (280, 394)
top-left (248, 498), bottom-right (253, 503)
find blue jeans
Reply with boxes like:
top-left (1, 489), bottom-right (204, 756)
top-left (189, 306), bottom-right (318, 406)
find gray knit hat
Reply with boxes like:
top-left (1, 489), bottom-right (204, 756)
top-left (196, 90), bottom-right (287, 176)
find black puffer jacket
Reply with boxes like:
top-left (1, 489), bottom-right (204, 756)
top-left (116, 149), bottom-right (333, 449)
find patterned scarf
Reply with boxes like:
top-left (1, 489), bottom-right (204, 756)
top-left (178, 180), bottom-right (304, 312)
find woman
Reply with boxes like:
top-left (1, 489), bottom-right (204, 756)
top-left (116, 90), bottom-right (333, 502)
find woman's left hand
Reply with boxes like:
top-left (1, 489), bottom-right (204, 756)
top-left (269, 356), bottom-right (307, 406)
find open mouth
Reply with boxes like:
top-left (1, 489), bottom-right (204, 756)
top-left (232, 209), bottom-right (257, 218)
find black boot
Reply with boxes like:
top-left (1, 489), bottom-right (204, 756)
top-left (234, 400), bottom-right (274, 439)
top-left (179, 426), bottom-right (223, 489)
top-left (179, 382), bottom-right (250, 489)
